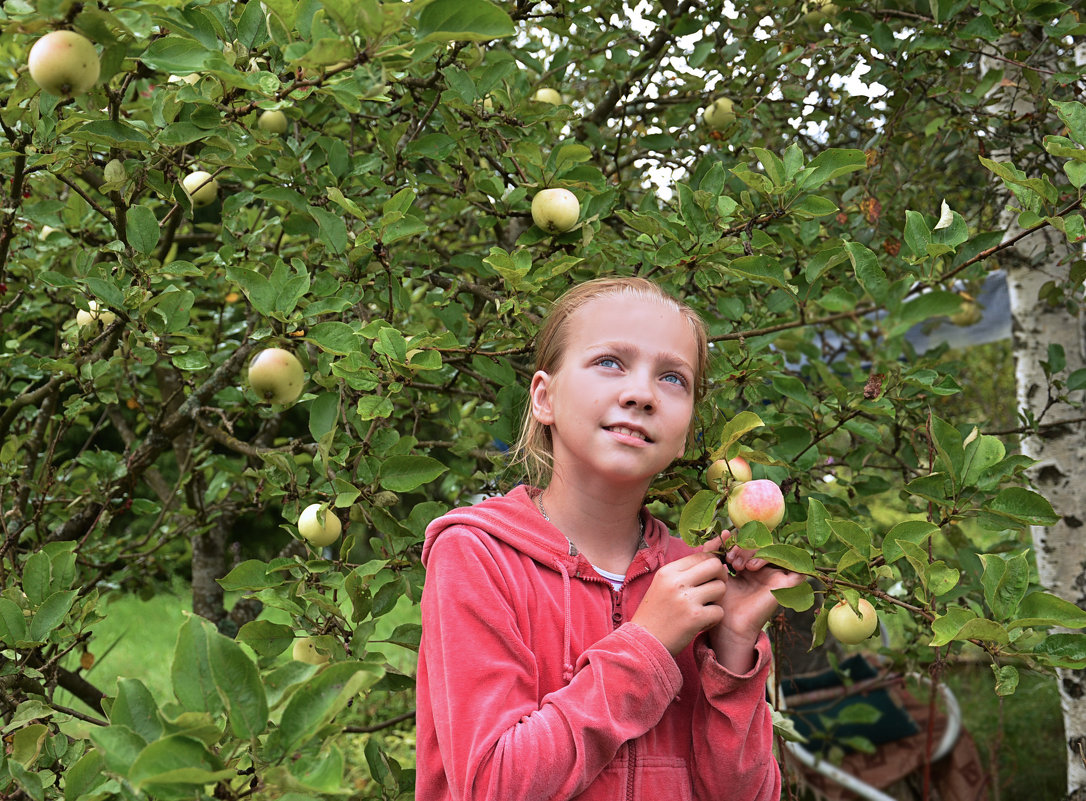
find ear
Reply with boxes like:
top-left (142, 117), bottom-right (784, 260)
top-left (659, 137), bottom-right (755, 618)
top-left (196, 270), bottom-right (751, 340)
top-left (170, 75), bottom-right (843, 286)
top-left (529, 370), bottom-right (555, 425)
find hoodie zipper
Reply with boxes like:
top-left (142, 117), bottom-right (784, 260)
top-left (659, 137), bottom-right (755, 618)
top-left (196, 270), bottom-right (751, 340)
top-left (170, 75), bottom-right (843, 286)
top-left (610, 587), bottom-right (637, 801)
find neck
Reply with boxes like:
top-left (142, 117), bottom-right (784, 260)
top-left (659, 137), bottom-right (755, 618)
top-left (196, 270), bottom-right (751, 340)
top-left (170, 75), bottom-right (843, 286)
top-left (537, 475), bottom-right (647, 573)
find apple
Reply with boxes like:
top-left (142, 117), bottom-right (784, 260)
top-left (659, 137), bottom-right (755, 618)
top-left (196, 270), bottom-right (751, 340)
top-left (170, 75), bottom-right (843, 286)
top-left (727, 478), bottom-right (784, 529)
top-left (76, 300), bottom-right (116, 330)
top-left (292, 636), bottom-right (330, 665)
top-left (297, 503), bottom-right (342, 547)
top-left (827, 598), bottom-right (878, 644)
top-left (949, 300), bottom-right (981, 326)
top-left (802, 0), bottom-right (839, 22)
top-left (703, 97), bottom-right (736, 130)
top-left (182, 170), bottom-right (219, 207)
top-left (532, 87), bottom-right (563, 105)
top-left (28, 30), bottom-right (100, 97)
top-left (531, 188), bottom-right (580, 234)
top-left (707, 456), bottom-right (753, 488)
top-left (257, 109), bottom-right (288, 134)
top-left (248, 347), bottom-right (305, 404)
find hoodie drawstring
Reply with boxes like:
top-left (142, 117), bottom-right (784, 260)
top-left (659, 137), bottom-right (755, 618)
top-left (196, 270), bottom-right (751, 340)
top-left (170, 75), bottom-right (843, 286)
top-left (557, 560), bottom-right (574, 684)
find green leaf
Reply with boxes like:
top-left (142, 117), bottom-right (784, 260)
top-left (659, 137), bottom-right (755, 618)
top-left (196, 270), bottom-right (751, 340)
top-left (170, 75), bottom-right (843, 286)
top-left (678, 489), bottom-right (720, 544)
top-left (1011, 591), bottom-right (1086, 630)
top-left (985, 487), bottom-right (1060, 526)
top-left (979, 552), bottom-right (1030, 620)
top-left (64, 749), bottom-right (106, 801)
top-left (110, 678), bottom-right (164, 744)
top-left (882, 520), bottom-right (938, 564)
top-left (796, 148), bottom-right (867, 190)
top-left (208, 631), bottom-right (268, 739)
top-left (416, 0), bottom-right (515, 42)
top-left (1034, 633), bottom-right (1086, 669)
top-left (276, 661), bottom-right (384, 757)
top-left (139, 38), bottom-right (214, 74)
top-left (756, 544), bottom-right (815, 574)
top-left (991, 664), bottom-right (1019, 696)
top-left (238, 620), bottom-right (295, 657)
top-left (710, 411), bottom-right (764, 460)
top-left (771, 581), bottom-right (815, 612)
top-left (1054, 100), bottom-right (1086, 146)
top-left (126, 205), bottom-right (161, 255)
top-left (305, 322), bottom-right (360, 355)
top-left (308, 392), bottom-right (340, 441)
top-left (171, 615), bottom-right (225, 716)
top-left (217, 559), bottom-right (282, 591)
top-left (844, 241), bottom-right (888, 304)
top-left (930, 607), bottom-right (1009, 646)
top-left (378, 455), bottom-right (449, 492)
top-left (28, 589), bottom-right (77, 642)
top-left (129, 735), bottom-right (233, 789)
top-left (962, 434), bottom-right (1006, 488)
top-left (805, 497), bottom-right (832, 548)
top-left (0, 598), bottom-right (29, 646)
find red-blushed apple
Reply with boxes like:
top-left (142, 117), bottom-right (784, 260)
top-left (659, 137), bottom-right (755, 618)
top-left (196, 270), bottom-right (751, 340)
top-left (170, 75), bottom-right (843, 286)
top-left (727, 478), bottom-right (784, 529)
top-left (707, 456), bottom-right (753, 488)
top-left (531, 188), bottom-right (580, 234)
top-left (182, 170), bottom-right (219, 207)
top-left (702, 97), bottom-right (736, 130)
top-left (28, 30), bottom-right (100, 97)
top-left (298, 503), bottom-right (342, 547)
top-left (247, 347), bottom-right (305, 404)
top-left (827, 598), bottom-right (878, 644)
top-left (292, 636), bottom-right (330, 665)
top-left (257, 109), bottom-right (288, 134)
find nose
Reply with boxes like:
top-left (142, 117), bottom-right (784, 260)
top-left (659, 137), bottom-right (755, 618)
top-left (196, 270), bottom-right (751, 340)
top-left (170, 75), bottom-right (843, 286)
top-left (619, 370), bottom-right (656, 412)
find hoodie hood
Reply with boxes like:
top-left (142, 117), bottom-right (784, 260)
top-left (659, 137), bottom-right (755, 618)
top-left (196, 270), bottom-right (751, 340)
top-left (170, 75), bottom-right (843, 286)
top-left (421, 484), bottom-right (672, 578)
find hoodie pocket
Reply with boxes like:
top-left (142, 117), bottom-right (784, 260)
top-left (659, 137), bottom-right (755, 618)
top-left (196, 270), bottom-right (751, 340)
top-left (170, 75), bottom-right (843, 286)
top-left (634, 755), bottom-right (694, 801)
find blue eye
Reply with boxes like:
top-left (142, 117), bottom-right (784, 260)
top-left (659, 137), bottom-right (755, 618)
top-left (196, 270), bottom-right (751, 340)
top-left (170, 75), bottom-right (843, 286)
top-left (598, 357), bottom-right (619, 369)
top-left (663, 373), bottom-right (686, 387)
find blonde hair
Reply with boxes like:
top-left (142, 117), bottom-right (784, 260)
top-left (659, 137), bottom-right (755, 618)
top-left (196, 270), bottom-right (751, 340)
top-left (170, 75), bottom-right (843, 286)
top-left (509, 276), bottom-right (709, 488)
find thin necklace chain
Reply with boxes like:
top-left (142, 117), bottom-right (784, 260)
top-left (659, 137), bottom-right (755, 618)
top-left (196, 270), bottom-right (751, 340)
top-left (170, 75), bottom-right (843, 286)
top-left (534, 490), bottom-right (645, 539)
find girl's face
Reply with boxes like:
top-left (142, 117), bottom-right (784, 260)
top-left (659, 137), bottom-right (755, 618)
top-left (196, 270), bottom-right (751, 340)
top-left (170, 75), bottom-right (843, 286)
top-left (529, 293), bottom-right (698, 490)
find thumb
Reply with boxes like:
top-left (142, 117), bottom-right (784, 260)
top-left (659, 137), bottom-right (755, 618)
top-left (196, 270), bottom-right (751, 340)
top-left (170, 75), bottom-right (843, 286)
top-left (699, 532), bottom-right (732, 554)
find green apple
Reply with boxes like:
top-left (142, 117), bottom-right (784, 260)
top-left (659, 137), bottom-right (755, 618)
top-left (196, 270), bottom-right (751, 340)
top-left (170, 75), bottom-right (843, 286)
top-left (950, 300), bottom-right (982, 326)
top-left (257, 109), bottom-right (288, 134)
top-left (531, 188), bottom-right (580, 234)
top-left (707, 456), bottom-right (753, 488)
top-left (703, 97), bottom-right (736, 131)
top-left (182, 170), bottom-right (219, 207)
top-left (727, 478), bottom-right (784, 529)
top-left (76, 300), bottom-right (116, 331)
top-left (28, 30), bottom-right (100, 97)
top-left (292, 636), bottom-right (330, 665)
top-left (827, 598), bottom-right (878, 644)
top-left (532, 87), bottom-right (563, 105)
top-left (247, 347), bottom-right (305, 404)
top-left (297, 503), bottom-right (342, 547)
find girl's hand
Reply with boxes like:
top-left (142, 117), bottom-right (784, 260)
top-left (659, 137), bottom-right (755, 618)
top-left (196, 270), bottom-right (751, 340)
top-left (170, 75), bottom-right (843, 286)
top-left (631, 552), bottom-right (729, 656)
top-left (699, 537), bottom-right (806, 672)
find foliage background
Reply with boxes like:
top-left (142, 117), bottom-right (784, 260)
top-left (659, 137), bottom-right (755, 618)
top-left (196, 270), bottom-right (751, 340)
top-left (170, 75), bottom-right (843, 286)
top-left (2, 0), bottom-right (1085, 798)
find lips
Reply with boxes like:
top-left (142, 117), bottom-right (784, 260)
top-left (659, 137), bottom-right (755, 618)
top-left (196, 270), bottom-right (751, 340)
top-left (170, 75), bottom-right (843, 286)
top-left (604, 424), bottom-right (652, 443)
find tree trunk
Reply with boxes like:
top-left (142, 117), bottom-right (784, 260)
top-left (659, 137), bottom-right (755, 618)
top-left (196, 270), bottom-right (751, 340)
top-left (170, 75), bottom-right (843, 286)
top-left (986, 38), bottom-right (1086, 799)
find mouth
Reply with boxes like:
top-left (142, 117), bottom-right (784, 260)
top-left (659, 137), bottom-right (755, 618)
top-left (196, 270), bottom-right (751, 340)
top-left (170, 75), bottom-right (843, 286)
top-left (604, 424), bottom-right (653, 443)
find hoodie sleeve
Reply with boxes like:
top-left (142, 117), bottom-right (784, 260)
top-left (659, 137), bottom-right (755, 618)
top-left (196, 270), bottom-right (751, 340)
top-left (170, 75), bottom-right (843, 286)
top-left (420, 526), bottom-right (683, 801)
top-left (689, 632), bottom-right (781, 801)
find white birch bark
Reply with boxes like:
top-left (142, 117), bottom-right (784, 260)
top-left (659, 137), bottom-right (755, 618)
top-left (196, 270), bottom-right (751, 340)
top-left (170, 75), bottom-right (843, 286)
top-left (986, 40), bottom-right (1086, 800)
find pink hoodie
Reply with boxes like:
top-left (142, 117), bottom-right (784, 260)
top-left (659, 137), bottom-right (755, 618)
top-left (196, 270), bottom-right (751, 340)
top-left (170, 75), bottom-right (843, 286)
top-left (416, 485), bottom-right (781, 800)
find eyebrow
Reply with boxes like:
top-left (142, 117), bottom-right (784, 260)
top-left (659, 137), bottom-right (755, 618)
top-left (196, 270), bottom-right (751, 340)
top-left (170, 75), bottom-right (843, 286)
top-left (590, 342), bottom-right (695, 374)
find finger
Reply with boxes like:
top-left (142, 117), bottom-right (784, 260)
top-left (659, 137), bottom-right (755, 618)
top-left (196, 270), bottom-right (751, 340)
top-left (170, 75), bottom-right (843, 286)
top-left (700, 533), bottom-right (730, 554)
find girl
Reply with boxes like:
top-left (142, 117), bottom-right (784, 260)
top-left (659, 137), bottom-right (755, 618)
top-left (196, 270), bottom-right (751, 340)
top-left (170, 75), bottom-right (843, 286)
top-left (417, 277), bottom-right (802, 800)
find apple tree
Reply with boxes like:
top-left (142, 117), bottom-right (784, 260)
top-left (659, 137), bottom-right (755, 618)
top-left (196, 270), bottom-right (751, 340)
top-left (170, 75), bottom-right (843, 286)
top-left (2, 0), bottom-right (1085, 798)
